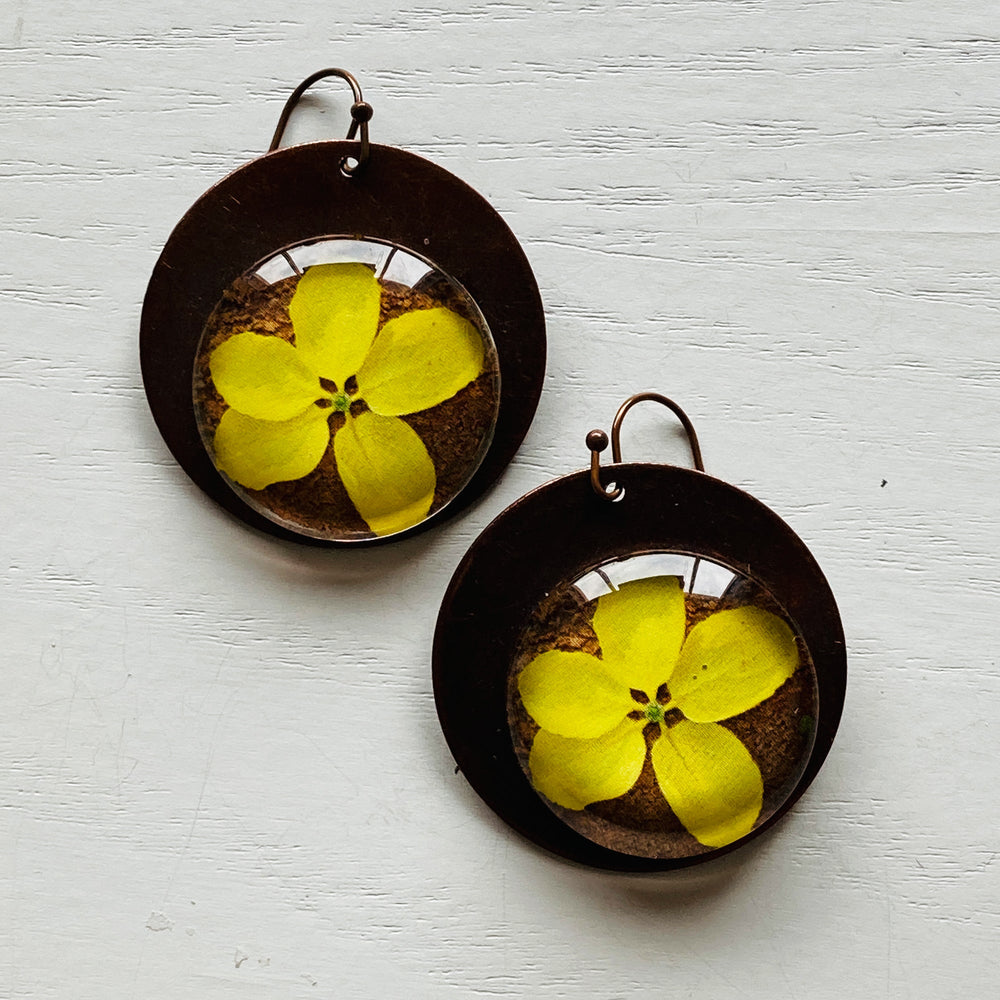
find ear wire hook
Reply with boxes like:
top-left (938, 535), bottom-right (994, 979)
top-left (268, 68), bottom-right (373, 175)
top-left (588, 392), bottom-right (705, 501)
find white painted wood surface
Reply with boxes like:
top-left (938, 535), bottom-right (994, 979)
top-left (2, 2), bottom-right (998, 996)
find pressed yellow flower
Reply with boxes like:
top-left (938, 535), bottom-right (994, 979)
top-left (207, 262), bottom-right (485, 536)
top-left (517, 575), bottom-right (799, 848)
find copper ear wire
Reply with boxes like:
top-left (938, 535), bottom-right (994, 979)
top-left (268, 67), bottom-right (372, 174)
top-left (589, 392), bottom-right (705, 501)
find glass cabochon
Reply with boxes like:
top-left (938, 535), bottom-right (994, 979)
top-left (192, 237), bottom-right (501, 541)
top-left (507, 552), bottom-right (819, 860)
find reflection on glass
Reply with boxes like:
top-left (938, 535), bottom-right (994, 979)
top-left (574, 552), bottom-right (737, 601)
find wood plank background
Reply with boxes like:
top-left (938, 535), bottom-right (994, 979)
top-left (1, 1), bottom-right (997, 996)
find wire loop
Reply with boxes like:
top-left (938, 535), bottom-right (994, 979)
top-left (268, 68), bottom-right (372, 174)
top-left (588, 392), bottom-right (705, 501)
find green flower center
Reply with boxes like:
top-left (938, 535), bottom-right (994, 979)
top-left (332, 391), bottom-right (353, 413)
top-left (627, 688), bottom-right (674, 726)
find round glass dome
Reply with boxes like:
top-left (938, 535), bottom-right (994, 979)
top-left (192, 237), bottom-right (500, 541)
top-left (507, 551), bottom-right (818, 860)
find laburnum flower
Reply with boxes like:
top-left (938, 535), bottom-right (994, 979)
top-left (517, 575), bottom-right (799, 848)
top-left (207, 262), bottom-right (484, 536)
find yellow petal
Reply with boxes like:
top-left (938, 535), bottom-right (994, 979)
top-left (669, 607), bottom-right (798, 723)
top-left (355, 308), bottom-right (484, 416)
top-left (518, 650), bottom-right (634, 739)
top-left (288, 262), bottom-right (382, 385)
top-left (213, 406), bottom-right (330, 490)
top-left (333, 412), bottom-right (436, 536)
top-left (591, 576), bottom-right (686, 697)
top-left (209, 332), bottom-right (325, 420)
top-left (651, 720), bottom-right (762, 848)
top-left (528, 720), bottom-right (647, 811)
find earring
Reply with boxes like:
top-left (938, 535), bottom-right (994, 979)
top-left (141, 69), bottom-right (545, 545)
top-left (434, 393), bottom-right (846, 871)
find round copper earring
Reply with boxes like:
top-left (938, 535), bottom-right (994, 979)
top-left (141, 69), bottom-right (545, 545)
top-left (434, 393), bottom-right (846, 871)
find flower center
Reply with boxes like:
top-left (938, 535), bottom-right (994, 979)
top-left (332, 391), bottom-right (353, 413)
top-left (643, 702), bottom-right (665, 724)
top-left (627, 684), bottom-right (681, 728)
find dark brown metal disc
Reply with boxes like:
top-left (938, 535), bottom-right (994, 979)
top-left (433, 463), bottom-right (846, 871)
top-left (140, 140), bottom-right (545, 545)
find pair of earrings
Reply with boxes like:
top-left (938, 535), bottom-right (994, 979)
top-left (141, 70), bottom-right (845, 872)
